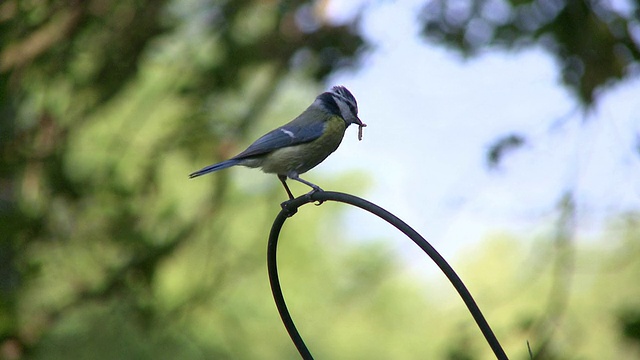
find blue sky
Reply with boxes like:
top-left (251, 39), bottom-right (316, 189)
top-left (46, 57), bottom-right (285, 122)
top-left (317, 0), bottom-right (640, 260)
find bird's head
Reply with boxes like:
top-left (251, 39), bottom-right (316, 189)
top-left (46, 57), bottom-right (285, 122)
top-left (315, 86), bottom-right (366, 139)
top-left (330, 86), bottom-right (363, 126)
top-left (315, 86), bottom-right (364, 126)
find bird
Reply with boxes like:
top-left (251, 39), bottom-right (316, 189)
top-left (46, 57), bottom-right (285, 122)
top-left (189, 86), bottom-right (366, 200)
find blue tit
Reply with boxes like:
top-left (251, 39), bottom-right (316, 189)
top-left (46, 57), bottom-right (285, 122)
top-left (190, 85), bottom-right (366, 199)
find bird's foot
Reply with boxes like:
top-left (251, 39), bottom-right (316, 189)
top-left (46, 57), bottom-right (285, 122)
top-left (279, 187), bottom-right (325, 216)
top-left (306, 186), bottom-right (324, 206)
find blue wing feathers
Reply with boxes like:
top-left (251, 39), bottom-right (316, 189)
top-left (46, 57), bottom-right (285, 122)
top-left (233, 119), bottom-right (325, 159)
top-left (190, 108), bottom-right (329, 178)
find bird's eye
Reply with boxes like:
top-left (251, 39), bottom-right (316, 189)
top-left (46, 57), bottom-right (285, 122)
top-left (348, 102), bottom-right (357, 115)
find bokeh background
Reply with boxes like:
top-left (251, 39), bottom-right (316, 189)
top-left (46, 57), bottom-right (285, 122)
top-left (2, 0), bottom-right (640, 359)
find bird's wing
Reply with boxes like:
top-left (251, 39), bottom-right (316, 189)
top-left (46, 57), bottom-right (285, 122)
top-left (233, 119), bottom-right (325, 159)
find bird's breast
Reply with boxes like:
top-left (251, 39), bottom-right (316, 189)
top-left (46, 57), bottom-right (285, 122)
top-left (261, 116), bottom-right (346, 175)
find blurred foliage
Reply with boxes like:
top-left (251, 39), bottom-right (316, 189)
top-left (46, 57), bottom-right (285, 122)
top-left (418, 1), bottom-right (640, 358)
top-left (1, 0), bottom-right (640, 359)
top-left (449, 214), bottom-right (640, 359)
top-left (420, 0), bottom-right (640, 105)
top-left (1, 0), bottom-right (368, 358)
top-left (486, 133), bottom-right (526, 169)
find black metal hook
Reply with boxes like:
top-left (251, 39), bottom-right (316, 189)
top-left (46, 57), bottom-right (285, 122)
top-left (268, 190), bottom-right (508, 360)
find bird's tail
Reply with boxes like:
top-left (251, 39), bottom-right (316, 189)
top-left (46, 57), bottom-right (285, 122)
top-left (189, 159), bottom-right (241, 178)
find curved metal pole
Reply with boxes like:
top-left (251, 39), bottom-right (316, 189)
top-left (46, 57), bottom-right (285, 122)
top-left (268, 205), bottom-right (313, 359)
top-left (268, 191), bottom-right (508, 360)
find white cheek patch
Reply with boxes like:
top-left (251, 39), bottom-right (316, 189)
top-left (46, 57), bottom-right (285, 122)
top-left (280, 128), bottom-right (295, 138)
top-left (336, 99), bottom-right (351, 120)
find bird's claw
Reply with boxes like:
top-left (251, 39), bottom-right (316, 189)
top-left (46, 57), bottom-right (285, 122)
top-left (279, 188), bottom-right (325, 216)
top-left (308, 187), bottom-right (324, 206)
